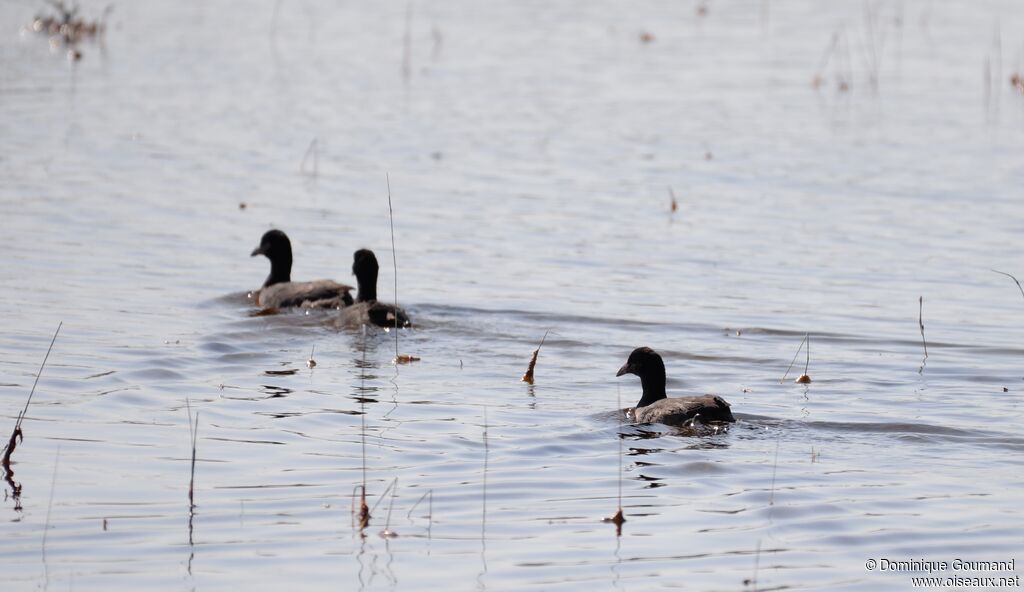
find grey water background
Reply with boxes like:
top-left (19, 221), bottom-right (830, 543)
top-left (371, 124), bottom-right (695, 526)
top-left (2, 0), bottom-right (1023, 590)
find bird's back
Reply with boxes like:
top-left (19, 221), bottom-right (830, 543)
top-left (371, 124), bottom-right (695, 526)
top-left (633, 395), bottom-right (734, 426)
top-left (255, 280), bottom-right (354, 309)
top-left (333, 300), bottom-right (411, 329)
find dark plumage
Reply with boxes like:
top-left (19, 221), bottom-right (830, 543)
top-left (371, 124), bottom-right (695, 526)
top-left (616, 347), bottom-right (735, 426)
top-left (334, 249), bottom-right (411, 328)
top-left (249, 229), bottom-right (353, 309)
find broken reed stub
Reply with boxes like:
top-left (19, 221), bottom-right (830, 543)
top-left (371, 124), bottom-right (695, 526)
top-left (795, 374), bottom-right (812, 384)
top-left (521, 348), bottom-right (539, 384)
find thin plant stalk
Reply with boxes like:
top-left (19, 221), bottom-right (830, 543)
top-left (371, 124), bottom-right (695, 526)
top-left (768, 438), bottom-right (780, 509)
top-left (2, 322), bottom-right (62, 472)
top-left (42, 446), bottom-right (61, 558)
top-left (780, 333), bottom-right (808, 383)
top-left (380, 478), bottom-right (399, 538)
top-left (386, 174), bottom-right (400, 359)
top-left (991, 269), bottom-right (1024, 300)
top-left (918, 296), bottom-right (928, 374)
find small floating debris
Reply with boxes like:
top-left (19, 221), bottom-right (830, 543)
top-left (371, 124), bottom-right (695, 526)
top-left (394, 354), bottom-right (420, 364)
top-left (26, 1), bottom-right (111, 59)
top-left (602, 508), bottom-right (625, 526)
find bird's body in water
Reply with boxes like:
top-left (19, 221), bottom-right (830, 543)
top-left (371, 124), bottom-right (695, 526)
top-left (249, 229), bottom-right (353, 309)
top-left (616, 346), bottom-right (734, 426)
top-left (333, 249), bottom-right (411, 329)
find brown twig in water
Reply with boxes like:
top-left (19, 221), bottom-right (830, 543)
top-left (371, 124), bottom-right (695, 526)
top-left (668, 187), bottom-right (678, 213)
top-left (521, 330), bottom-right (549, 384)
top-left (352, 484), bottom-right (370, 531)
top-left (991, 269), bottom-right (1024, 300)
top-left (2, 322), bottom-right (62, 475)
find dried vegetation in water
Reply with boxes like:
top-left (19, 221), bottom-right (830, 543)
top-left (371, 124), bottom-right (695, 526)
top-left (521, 330), bottom-right (548, 385)
top-left (780, 333), bottom-right (811, 384)
top-left (26, 1), bottom-right (112, 60)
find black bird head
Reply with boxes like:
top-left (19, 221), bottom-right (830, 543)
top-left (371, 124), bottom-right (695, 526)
top-left (616, 346), bottom-right (665, 378)
top-left (251, 229), bottom-right (293, 287)
top-left (616, 346), bottom-right (668, 406)
top-left (352, 249), bottom-right (379, 302)
top-left (251, 229), bottom-right (291, 259)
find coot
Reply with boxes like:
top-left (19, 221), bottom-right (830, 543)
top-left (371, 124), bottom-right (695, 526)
top-left (616, 346), bottom-right (734, 425)
top-left (334, 249), bottom-right (411, 328)
top-left (250, 229), bottom-right (353, 309)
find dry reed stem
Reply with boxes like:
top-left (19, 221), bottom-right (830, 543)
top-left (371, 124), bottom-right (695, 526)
top-left (186, 400), bottom-right (199, 511)
top-left (603, 386), bottom-right (626, 536)
top-left (352, 484), bottom-right (370, 530)
top-left (780, 333), bottom-right (810, 384)
top-left (521, 330), bottom-right (549, 384)
top-left (300, 138), bottom-right (319, 177)
top-left (991, 269), bottom-right (1024, 300)
top-left (480, 408), bottom-right (489, 554)
top-left (407, 490), bottom-right (433, 521)
top-left (386, 174), bottom-right (419, 365)
top-left (918, 296), bottom-right (928, 374)
top-left (744, 539), bottom-right (762, 590)
top-left (2, 322), bottom-right (62, 474)
top-left (355, 328), bottom-right (370, 531)
top-left (41, 446), bottom-right (61, 560)
top-left (768, 438), bottom-right (780, 508)
top-left (402, 4), bottom-right (412, 83)
top-left (379, 477), bottom-right (399, 538)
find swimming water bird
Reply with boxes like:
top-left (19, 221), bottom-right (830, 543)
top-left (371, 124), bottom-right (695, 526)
top-left (616, 347), bottom-right (735, 426)
top-left (249, 229), bottom-right (354, 309)
top-left (334, 249), bottom-right (411, 328)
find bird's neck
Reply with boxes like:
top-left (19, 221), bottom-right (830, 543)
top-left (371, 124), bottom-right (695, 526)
top-left (637, 374), bottom-right (667, 408)
top-left (357, 271), bottom-right (378, 302)
top-left (264, 256), bottom-right (292, 287)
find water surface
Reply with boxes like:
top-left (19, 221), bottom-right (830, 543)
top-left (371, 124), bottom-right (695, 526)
top-left (2, 0), bottom-right (1023, 590)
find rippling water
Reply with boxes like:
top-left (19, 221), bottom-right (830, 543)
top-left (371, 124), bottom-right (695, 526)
top-left (2, 0), bottom-right (1023, 590)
